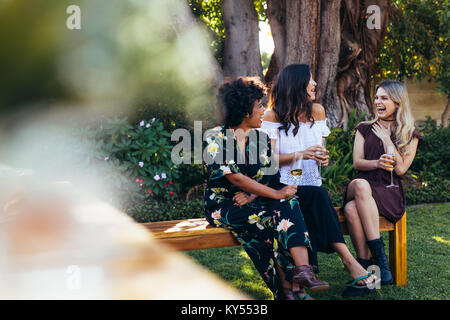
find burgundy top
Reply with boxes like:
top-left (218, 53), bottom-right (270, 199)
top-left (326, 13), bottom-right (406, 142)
top-left (343, 122), bottom-right (422, 223)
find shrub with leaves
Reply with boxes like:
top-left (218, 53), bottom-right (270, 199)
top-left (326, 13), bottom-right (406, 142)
top-left (410, 117), bottom-right (450, 180)
top-left (126, 198), bottom-right (204, 223)
top-left (322, 108), bottom-right (367, 194)
top-left (75, 117), bottom-right (181, 204)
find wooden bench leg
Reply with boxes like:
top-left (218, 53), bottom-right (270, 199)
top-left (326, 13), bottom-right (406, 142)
top-left (389, 212), bottom-right (407, 286)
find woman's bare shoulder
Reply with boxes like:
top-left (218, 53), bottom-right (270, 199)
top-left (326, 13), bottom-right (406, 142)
top-left (312, 103), bottom-right (326, 121)
top-left (263, 109), bottom-right (278, 122)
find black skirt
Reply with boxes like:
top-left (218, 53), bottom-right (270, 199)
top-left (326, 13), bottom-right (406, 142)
top-left (280, 184), bottom-right (345, 270)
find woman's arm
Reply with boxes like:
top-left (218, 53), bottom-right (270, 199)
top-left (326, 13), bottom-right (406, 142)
top-left (353, 130), bottom-right (394, 171)
top-left (353, 131), bottom-right (378, 171)
top-left (225, 173), bottom-right (297, 200)
top-left (371, 123), bottom-right (420, 175)
top-left (391, 138), bottom-right (419, 175)
top-left (276, 145), bottom-right (327, 166)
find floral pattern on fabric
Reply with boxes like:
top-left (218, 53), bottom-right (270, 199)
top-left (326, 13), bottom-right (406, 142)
top-left (203, 126), bottom-right (312, 299)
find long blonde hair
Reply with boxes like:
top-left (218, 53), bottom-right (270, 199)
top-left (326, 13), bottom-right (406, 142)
top-left (367, 80), bottom-right (416, 155)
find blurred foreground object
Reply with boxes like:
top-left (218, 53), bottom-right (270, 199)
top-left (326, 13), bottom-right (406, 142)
top-left (0, 175), bottom-right (247, 300)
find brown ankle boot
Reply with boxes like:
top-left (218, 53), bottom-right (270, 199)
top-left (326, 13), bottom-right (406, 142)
top-left (292, 265), bottom-right (330, 292)
top-left (280, 287), bottom-right (299, 300)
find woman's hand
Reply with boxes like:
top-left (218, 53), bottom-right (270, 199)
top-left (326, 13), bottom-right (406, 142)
top-left (275, 185), bottom-right (298, 199)
top-left (232, 192), bottom-right (256, 206)
top-left (299, 146), bottom-right (329, 164)
top-left (372, 122), bottom-right (392, 144)
top-left (377, 154), bottom-right (395, 171)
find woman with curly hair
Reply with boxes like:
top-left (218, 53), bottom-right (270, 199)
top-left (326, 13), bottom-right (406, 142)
top-left (204, 77), bottom-right (329, 300)
top-left (342, 80), bottom-right (422, 286)
top-left (262, 64), bottom-right (378, 296)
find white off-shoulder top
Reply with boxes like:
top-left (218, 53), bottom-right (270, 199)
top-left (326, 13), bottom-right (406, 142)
top-left (261, 120), bottom-right (330, 186)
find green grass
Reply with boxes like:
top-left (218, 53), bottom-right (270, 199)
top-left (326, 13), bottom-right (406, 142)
top-left (186, 203), bottom-right (450, 300)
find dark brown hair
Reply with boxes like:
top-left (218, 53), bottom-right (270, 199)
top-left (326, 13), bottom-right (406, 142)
top-left (269, 64), bottom-right (313, 135)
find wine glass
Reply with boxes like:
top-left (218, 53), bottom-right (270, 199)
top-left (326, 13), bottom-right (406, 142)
top-left (316, 136), bottom-right (327, 180)
top-left (386, 146), bottom-right (398, 188)
top-left (290, 152), bottom-right (303, 186)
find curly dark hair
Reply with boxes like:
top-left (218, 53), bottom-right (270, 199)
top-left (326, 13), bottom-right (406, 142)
top-left (217, 77), bottom-right (267, 128)
top-left (269, 64), bottom-right (314, 136)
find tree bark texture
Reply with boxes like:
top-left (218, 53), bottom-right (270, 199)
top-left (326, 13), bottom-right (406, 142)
top-left (336, 0), bottom-right (391, 127)
top-left (265, 0), bottom-right (390, 128)
top-left (222, 0), bottom-right (263, 78)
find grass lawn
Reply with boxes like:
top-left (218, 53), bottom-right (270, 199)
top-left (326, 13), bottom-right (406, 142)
top-left (186, 202), bottom-right (450, 300)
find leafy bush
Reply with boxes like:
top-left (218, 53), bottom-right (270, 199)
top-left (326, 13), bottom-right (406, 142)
top-left (75, 117), bottom-right (182, 203)
top-left (126, 199), bottom-right (204, 223)
top-left (410, 117), bottom-right (450, 180)
top-left (322, 108), bottom-right (367, 194)
top-left (404, 176), bottom-right (450, 205)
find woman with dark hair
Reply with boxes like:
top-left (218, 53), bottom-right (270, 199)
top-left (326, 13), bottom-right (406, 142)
top-left (262, 64), bottom-right (378, 295)
top-left (204, 77), bottom-right (329, 300)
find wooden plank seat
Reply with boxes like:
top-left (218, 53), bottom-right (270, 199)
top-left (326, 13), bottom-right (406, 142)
top-left (142, 207), bottom-right (407, 286)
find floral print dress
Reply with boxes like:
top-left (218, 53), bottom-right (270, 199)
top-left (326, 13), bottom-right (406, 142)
top-left (204, 126), bottom-right (312, 299)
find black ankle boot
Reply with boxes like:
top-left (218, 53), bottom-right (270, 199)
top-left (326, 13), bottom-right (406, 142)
top-left (356, 257), bottom-right (374, 271)
top-left (366, 237), bottom-right (393, 285)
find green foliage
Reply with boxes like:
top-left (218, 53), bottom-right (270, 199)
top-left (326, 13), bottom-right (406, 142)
top-left (404, 117), bottom-right (450, 204)
top-left (188, 0), bottom-right (268, 67)
top-left (404, 178), bottom-right (450, 204)
top-left (126, 199), bottom-right (204, 223)
top-left (410, 117), bottom-right (450, 180)
top-left (377, 0), bottom-right (449, 96)
top-left (0, 1), bottom-right (70, 110)
top-left (188, 0), bottom-right (225, 66)
top-left (76, 117), bottom-right (181, 203)
top-left (177, 164), bottom-right (205, 195)
top-left (322, 108), bottom-right (367, 194)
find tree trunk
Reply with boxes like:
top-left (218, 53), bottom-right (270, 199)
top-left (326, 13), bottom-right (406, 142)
top-left (222, 0), bottom-right (263, 78)
top-left (285, 0), bottom-right (321, 72)
top-left (315, 0), bottom-right (342, 127)
top-left (266, 0), bottom-right (286, 77)
top-left (265, 0), bottom-right (285, 84)
top-left (266, 0), bottom-right (390, 128)
top-left (442, 97), bottom-right (449, 127)
top-left (336, 0), bottom-right (391, 127)
top-left (267, 0), bottom-right (342, 126)
top-left (267, 0), bottom-right (321, 80)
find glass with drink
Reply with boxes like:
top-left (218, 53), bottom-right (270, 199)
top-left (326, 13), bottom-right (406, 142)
top-left (386, 146), bottom-right (398, 188)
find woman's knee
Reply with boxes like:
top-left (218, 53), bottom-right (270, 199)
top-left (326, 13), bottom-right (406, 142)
top-left (349, 179), bottom-right (372, 199)
top-left (343, 201), bottom-right (359, 224)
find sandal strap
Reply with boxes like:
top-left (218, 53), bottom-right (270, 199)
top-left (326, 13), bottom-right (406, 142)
top-left (292, 291), bottom-right (311, 300)
top-left (301, 294), bottom-right (311, 300)
top-left (350, 274), bottom-right (370, 286)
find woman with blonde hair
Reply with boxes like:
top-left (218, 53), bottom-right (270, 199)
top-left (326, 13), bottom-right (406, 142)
top-left (342, 80), bottom-right (422, 286)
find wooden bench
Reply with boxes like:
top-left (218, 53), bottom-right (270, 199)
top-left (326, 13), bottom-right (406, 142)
top-left (142, 208), bottom-right (407, 286)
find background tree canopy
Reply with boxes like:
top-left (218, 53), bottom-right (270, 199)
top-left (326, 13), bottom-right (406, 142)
top-left (188, 0), bottom-right (449, 127)
top-left (0, 0), bottom-right (448, 129)
top-left (0, 0), bottom-right (219, 130)
top-left (377, 0), bottom-right (449, 96)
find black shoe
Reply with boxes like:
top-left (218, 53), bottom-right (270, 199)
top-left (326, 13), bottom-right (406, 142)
top-left (342, 273), bottom-right (380, 297)
top-left (356, 257), bottom-right (374, 271)
top-left (367, 237), bottom-right (393, 285)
